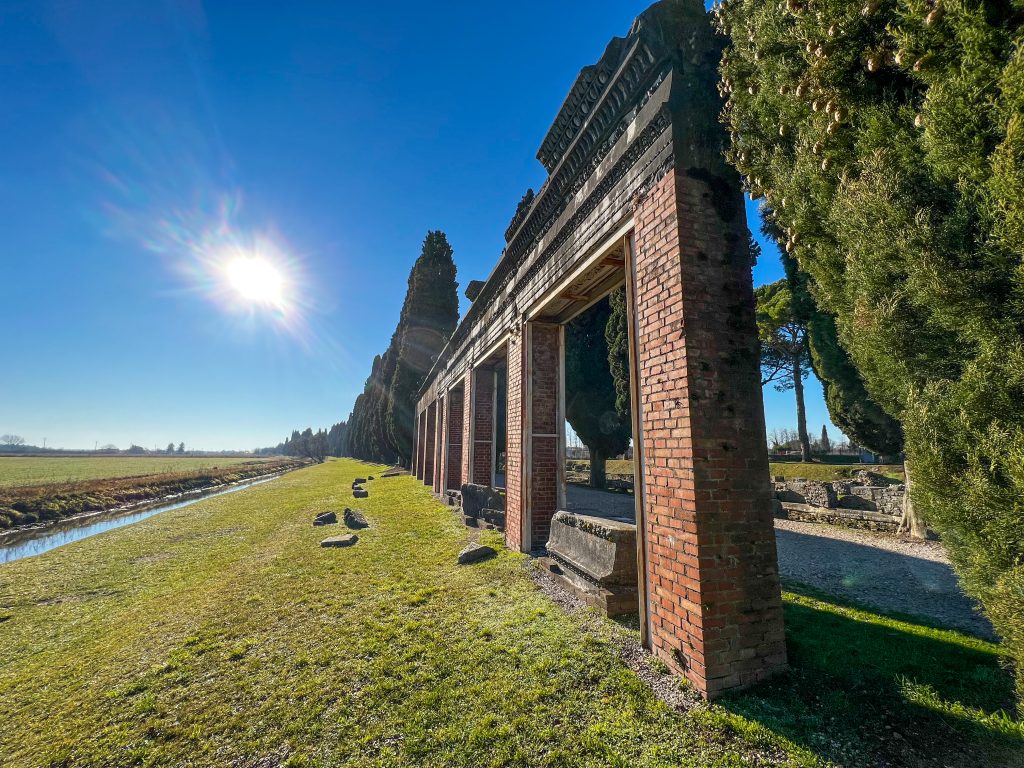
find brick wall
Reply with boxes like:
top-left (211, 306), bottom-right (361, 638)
top-left (424, 402), bottom-right (437, 487)
top-left (632, 167), bottom-right (786, 699)
top-left (472, 368), bottom-right (494, 486)
top-left (527, 323), bottom-right (561, 551)
top-left (446, 388), bottom-right (464, 491)
top-left (505, 327), bottom-right (525, 551)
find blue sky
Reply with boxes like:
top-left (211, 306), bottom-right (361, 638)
top-left (0, 1), bottom-right (841, 451)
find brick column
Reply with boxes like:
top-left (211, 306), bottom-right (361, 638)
top-left (504, 322), bottom-right (562, 553)
top-left (446, 388), bottom-right (464, 491)
top-left (433, 395), bottom-right (445, 495)
top-left (423, 402), bottom-right (437, 487)
top-left (631, 167), bottom-right (786, 700)
top-left (505, 327), bottom-right (525, 551)
top-left (527, 323), bottom-right (561, 551)
top-left (415, 409), bottom-right (427, 481)
top-left (460, 370), bottom-right (473, 487)
top-left (471, 367), bottom-right (495, 486)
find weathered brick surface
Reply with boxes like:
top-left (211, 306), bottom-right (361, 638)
top-left (504, 327), bottom-right (525, 551)
top-left (472, 368), bottom-right (495, 486)
top-left (527, 323), bottom-right (561, 551)
top-left (424, 402), bottom-right (437, 488)
top-left (415, 410), bottom-right (427, 482)
top-left (632, 167), bottom-right (786, 699)
top-left (461, 369), bottom-right (473, 488)
top-left (446, 388), bottom-right (464, 491)
top-left (434, 395), bottom-right (445, 494)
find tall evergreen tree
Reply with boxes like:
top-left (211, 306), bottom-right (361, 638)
top-left (565, 296), bottom-right (632, 488)
top-left (386, 231), bottom-right (459, 466)
top-left (718, 0), bottom-right (1024, 695)
top-left (605, 286), bottom-right (632, 425)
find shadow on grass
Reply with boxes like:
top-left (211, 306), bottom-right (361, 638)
top-left (722, 583), bottom-right (1022, 767)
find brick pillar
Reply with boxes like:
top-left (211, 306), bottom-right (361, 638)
top-left (505, 327), bottom-right (525, 551)
top-left (471, 367), bottom-right (495, 486)
top-left (433, 395), bottom-right (444, 495)
top-left (423, 402), bottom-right (437, 487)
top-left (415, 409), bottom-right (426, 481)
top-left (460, 370), bottom-right (473, 487)
top-left (631, 167), bottom-right (786, 700)
top-left (527, 323), bottom-right (561, 551)
top-left (504, 322), bottom-right (562, 553)
top-left (446, 388), bottom-right (464, 491)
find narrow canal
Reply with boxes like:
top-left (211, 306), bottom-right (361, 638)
top-left (0, 475), bottom-right (278, 564)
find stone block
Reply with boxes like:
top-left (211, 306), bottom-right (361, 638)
top-left (546, 511), bottom-right (638, 588)
top-left (344, 508), bottom-right (369, 529)
top-left (461, 483), bottom-right (505, 518)
top-left (458, 543), bottom-right (496, 564)
top-left (321, 534), bottom-right (358, 548)
top-left (313, 511), bottom-right (337, 526)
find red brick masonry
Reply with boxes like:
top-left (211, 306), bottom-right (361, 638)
top-left (632, 168), bottom-right (787, 697)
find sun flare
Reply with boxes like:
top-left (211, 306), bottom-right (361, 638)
top-left (223, 254), bottom-right (286, 306)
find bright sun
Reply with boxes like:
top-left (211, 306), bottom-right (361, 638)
top-left (224, 255), bottom-right (286, 306)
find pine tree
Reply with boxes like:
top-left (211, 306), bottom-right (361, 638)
top-left (756, 279), bottom-right (812, 461)
top-left (820, 424), bottom-right (831, 455)
top-left (386, 231), bottom-right (459, 466)
top-left (718, 0), bottom-right (1024, 696)
top-left (565, 296), bottom-right (632, 488)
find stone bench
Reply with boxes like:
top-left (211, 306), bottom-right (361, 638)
top-left (539, 511), bottom-right (638, 617)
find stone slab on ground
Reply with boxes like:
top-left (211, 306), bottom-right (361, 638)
top-left (457, 543), bottom-right (496, 565)
top-left (353, 489), bottom-right (368, 499)
top-left (353, 478), bottom-right (367, 484)
top-left (312, 511), bottom-right (337, 526)
top-left (344, 508), bottom-right (369, 529)
top-left (320, 534), bottom-right (358, 548)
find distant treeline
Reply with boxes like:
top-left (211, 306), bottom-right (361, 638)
top-left (257, 423), bottom-right (348, 462)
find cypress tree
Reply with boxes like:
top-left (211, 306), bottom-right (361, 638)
top-left (565, 296), bottom-right (632, 488)
top-left (386, 231), bottom-right (459, 467)
top-left (718, 0), bottom-right (1024, 695)
top-left (605, 286), bottom-right (632, 425)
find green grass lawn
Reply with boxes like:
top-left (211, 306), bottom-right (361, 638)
top-left (0, 456), bottom-right (274, 488)
top-left (0, 459), bottom-right (1018, 767)
top-left (768, 462), bottom-right (906, 482)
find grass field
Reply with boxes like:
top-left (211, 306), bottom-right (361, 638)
top-left (0, 456), bottom-right (275, 488)
top-left (570, 459), bottom-right (906, 483)
top-left (0, 457), bottom-right (302, 530)
top-left (0, 459), bottom-right (1018, 767)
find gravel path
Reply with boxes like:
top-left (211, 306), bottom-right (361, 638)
top-left (564, 484), bottom-right (993, 639)
top-left (774, 518), bottom-right (993, 638)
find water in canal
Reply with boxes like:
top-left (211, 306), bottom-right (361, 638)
top-left (0, 475), bottom-right (278, 565)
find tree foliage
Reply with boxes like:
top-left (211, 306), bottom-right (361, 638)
top-left (385, 231), bottom-right (459, 465)
top-left (718, 0), bottom-right (1024, 695)
top-left (342, 231), bottom-right (459, 465)
top-left (565, 296), bottom-right (631, 488)
top-left (605, 286), bottom-right (632, 425)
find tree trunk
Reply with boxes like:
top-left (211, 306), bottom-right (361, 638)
top-left (589, 449), bottom-right (607, 489)
top-left (897, 460), bottom-right (928, 539)
top-left (793, 355), bottom-right (811, 462)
